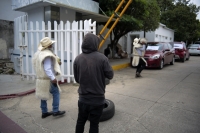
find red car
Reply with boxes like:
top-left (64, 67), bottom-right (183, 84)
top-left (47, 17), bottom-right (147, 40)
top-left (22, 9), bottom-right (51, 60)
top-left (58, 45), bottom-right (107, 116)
top-left (144, 42), bottom-right (175, 69)
top-left (169, 42), bottom-right (190, 62)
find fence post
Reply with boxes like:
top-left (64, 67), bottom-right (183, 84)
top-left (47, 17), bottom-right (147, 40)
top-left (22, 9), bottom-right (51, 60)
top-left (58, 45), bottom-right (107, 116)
top-left (66, 21), bottom-right (71, 83)
top-left (24, 21), bottom-right (29, 80)
top-left (30, 21), bottom-right (35, 80)
top-left (60, 21), bottom-right (64, 82)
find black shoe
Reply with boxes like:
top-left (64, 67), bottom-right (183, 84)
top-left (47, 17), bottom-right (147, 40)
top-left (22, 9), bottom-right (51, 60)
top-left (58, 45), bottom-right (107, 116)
top-left (52, 111), bottom-right (66, 116)
top-left (42, 112), bottom-right (52, 118)
top-left (135, 72), bottom-right (140, 78)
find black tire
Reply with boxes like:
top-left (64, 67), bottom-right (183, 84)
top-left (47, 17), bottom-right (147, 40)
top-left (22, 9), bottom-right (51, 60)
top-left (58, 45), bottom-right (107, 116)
top-left (88, 99), bottom-right (115, 122)
top-left (159, 59), bottom-right (164, 69)
top-left (186, 54), bottom-right (190, 60)
top-left (105, 78), bottom-right (110, 85)
top-left (181, 55), bottom-right (186, 62)
top-left (100, 99), bottom-right (115, 122)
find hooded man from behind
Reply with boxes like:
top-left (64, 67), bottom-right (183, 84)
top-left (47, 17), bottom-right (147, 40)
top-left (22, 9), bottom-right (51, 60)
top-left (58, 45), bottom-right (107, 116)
top-left (74, 33), bottom-right (114, 133)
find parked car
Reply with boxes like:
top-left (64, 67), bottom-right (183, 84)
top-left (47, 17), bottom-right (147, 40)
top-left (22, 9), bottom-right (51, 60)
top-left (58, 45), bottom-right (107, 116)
top-left (194, 41), bottom-right (200, 44)
top-left (169, 42), bottom-right (190, 62)
top-left (188, 44), bottom-right (200, 55)
top-left (144, 42), bottom-right (175, 69)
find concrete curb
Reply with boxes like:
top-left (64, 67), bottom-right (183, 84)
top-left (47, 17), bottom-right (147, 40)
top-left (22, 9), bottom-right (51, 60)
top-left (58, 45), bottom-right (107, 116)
top-left (0, 89), bottom-right (36, 100)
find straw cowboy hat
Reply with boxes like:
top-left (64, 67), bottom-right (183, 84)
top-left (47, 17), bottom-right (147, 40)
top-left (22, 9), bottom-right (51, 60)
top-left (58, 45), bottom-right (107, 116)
top-left (133, 38), bottom-right (141, 48)
top-left (38, 37), bottom-right (56, 51)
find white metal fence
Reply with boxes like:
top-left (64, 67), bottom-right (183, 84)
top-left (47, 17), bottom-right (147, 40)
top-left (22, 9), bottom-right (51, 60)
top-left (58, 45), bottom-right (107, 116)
top-left (14, 15), bottom-right (96, 83)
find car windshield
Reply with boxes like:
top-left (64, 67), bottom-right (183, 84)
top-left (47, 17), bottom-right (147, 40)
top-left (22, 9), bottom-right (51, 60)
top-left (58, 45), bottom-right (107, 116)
top-left (174, 43), bottom-right (183, 49)
top-left (146, 43), bottom-right (163, 51)
top-left (189, 44), bottom-right (199, 47)
top-left (194, 41), bottom-right (200, 44)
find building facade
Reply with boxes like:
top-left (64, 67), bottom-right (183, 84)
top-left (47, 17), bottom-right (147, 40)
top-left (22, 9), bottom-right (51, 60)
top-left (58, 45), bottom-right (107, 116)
top-left (126, 23), bottom-right (174, 55)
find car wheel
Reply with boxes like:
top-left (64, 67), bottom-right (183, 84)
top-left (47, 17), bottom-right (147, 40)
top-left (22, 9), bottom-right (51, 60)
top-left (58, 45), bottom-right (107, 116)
top-left (181, 55), bottom-right (185, 62)
top-left (159, 59), bottom-right (164, 69)
top-left (170, 57), bottom-right (174, 65)
top-left (186, 54), bottom-right (190, 60)
top-left (88, 99), bottom-right (115, 122)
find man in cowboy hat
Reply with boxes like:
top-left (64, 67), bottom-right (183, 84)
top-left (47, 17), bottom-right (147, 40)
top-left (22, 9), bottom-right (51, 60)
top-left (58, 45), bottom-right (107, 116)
top-left (32, 37), bottom-right (65, 118)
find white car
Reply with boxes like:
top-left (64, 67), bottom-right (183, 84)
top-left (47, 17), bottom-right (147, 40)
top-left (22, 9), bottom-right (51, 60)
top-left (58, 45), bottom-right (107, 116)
top-left (188, 44), bottom-right (200, 55)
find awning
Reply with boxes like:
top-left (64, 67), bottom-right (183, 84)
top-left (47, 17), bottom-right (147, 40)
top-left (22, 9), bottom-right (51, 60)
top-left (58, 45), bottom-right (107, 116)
top-left (56, 2), bottom-right (112, 23)
top-left (14, 1), bottom-right (112, 23)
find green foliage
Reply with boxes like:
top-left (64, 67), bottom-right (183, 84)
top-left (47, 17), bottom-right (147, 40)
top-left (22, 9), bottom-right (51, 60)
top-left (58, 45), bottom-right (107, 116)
top-left (99, 0), bottom-right (160, 50)
top-left (158, 0), bottom-right (200, 43)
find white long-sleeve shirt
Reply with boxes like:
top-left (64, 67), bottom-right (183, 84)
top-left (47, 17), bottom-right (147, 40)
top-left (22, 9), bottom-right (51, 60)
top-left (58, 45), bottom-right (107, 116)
top-left (136, 45), bottom-right (146, 56)
top-left (43, 57), bottom-right (55, 80)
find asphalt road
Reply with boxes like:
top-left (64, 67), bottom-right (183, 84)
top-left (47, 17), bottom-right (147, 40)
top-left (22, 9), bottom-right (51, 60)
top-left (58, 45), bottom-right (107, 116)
top-left (0, 56), bottom-right (200, 133)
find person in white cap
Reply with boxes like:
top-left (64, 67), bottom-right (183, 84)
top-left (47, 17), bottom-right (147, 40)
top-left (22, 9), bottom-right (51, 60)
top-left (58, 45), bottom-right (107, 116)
top-left (32, 37), bottom-right (65, 118)
top-left (132, 38), bottom-right (147, 78)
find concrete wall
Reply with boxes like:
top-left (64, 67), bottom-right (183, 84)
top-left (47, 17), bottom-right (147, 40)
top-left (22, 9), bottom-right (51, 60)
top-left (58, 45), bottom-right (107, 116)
top-left (27, 7), bottom-right (44, 27)
top-left (0, 20), bottom-right (14, 59)
top-left (60, 7), bottom-right (75, 23)
top-left (12, 0), bottom-right (99, 13)
top-left (0, 0), bottom-right (26, 21)
top-left (155, 25), bottom-right (174, 42)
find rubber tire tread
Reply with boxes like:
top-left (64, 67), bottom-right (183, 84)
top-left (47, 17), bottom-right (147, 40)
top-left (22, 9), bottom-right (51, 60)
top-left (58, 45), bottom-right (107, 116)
top-left (100, 99), bottom-right (115, 122)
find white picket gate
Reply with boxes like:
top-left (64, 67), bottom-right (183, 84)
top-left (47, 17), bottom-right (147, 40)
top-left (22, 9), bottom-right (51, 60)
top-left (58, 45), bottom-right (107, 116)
top-left (14, 16), bottom-right (96, 83)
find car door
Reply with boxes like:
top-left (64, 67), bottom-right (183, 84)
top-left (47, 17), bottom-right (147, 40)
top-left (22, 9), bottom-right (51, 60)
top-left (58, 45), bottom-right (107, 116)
top-left (183, 43), bottom-right (189, 58)
top-left (167, 43), bottom-right (174, 62)
top-left (163, 43), bottom-right (170, 64)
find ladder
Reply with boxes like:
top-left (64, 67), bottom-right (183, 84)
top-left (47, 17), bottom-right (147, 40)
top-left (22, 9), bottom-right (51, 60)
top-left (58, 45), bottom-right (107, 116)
top-left (98, 0), bottom-right (133, 49)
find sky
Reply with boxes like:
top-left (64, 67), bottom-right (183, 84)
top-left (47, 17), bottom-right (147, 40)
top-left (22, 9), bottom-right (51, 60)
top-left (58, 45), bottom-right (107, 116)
top-left (190, 0), bottom-right (200, 20)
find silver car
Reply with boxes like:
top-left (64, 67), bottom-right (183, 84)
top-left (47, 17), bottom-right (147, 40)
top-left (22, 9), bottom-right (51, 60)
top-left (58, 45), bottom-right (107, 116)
top-left (188, 44), bottom-right (200, 55)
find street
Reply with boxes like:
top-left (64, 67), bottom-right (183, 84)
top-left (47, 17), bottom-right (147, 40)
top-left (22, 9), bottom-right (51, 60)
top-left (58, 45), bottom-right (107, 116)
top-left (0, 56), bottom-right (200, 133)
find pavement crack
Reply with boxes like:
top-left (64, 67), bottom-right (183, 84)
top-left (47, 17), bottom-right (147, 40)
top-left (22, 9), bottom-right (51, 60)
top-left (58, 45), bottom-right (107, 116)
top-left (0, 97), bottom-right (22, 111)
top-left (136, 119), bottom-right (152, 133)
top-left (19, 111), bottom-right (52, 133)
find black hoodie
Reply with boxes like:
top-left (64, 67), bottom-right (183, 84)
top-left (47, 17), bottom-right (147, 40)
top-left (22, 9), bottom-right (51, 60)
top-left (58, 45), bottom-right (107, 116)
top-left (73, 33), bottom-right (114, 105)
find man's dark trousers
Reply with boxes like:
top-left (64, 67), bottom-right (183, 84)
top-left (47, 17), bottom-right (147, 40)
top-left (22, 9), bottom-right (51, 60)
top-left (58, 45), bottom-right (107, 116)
top-left (136, 58), bottom-right (146, 73)
top-left (75, 101), bottom-right (104, 133)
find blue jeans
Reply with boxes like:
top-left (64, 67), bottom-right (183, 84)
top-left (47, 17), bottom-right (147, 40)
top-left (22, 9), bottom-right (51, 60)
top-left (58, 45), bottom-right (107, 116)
top-left (75, 101), bottom-right (104, 133)
top-left (40, 82), bottom-right (60, 113)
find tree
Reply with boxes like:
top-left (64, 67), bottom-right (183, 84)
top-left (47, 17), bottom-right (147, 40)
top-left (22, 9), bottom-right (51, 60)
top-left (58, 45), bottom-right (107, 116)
top-left (158, 0), bottom-right (200, 43)
top-left (98, 0), bottom-right (160, 53)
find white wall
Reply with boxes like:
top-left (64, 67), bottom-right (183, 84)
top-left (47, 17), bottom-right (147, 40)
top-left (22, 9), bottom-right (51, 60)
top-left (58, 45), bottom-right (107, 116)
top-left (145, 32), bottom-right (155, 42)
top-left (155, 25), bottom-right (174, 42)
top-left (0, 0), bottom-right (26, 21)
top-left (27, 7), bottom-right (44, 25)
top-left (60, 7), bottom-right (75, 23)
top-left (12, 0), bottom-right (99, 13)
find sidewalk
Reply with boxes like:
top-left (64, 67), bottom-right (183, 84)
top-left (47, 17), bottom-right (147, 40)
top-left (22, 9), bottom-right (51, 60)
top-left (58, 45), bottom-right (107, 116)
top-left (0, 58), bottom-right (130, 99)
top-left (0, 58), bottom-right (130, 133)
